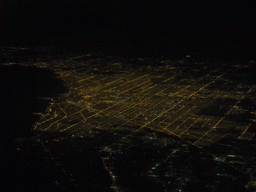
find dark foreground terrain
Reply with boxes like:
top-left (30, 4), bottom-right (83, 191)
top-left (1, 63), bottom-right (113, 191)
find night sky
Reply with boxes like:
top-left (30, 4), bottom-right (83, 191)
top-left (1, 1), bottom-right (255, 57)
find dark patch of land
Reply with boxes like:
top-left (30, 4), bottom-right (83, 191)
top-left (1, 64), bottom-right (113, 191)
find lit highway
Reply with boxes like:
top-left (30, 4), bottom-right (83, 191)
top-left (32, 55), bottom-right (255, 147)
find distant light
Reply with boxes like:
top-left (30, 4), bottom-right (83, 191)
top-left (186, 55), bottom-right (191, 58)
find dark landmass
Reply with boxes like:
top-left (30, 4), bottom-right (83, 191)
top-left (1, 64), bottom-right (113, 191)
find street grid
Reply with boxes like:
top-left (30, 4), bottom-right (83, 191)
top-left (33, 56), bottom-right (256, 147)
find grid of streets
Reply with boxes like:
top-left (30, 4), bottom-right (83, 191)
top-left (32, 54), bottom-right (256, 148)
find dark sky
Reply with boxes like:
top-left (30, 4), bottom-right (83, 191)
top-left (1, 0), bottom-right (255, 55)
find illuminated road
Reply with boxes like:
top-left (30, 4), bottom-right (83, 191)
top-left (32, 55), bottom-right (255, 148)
